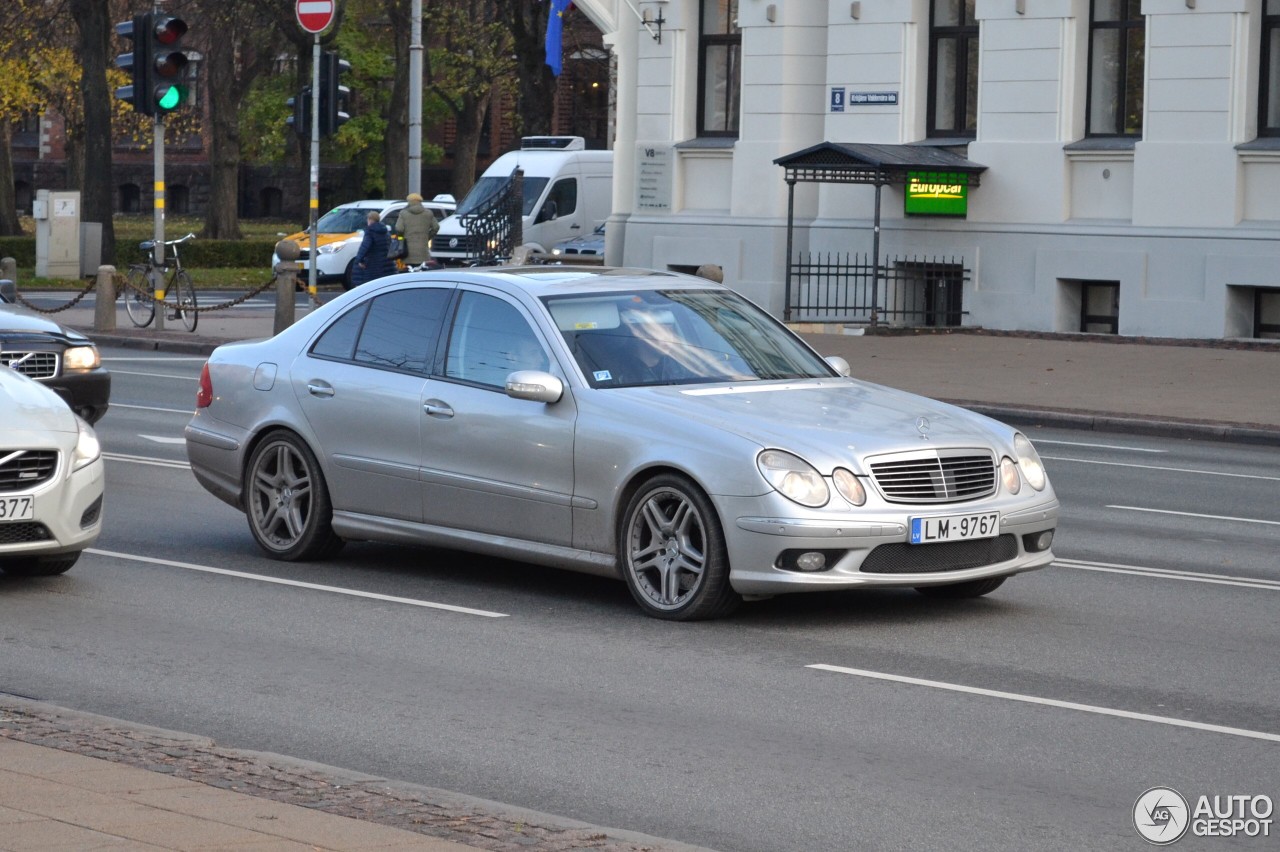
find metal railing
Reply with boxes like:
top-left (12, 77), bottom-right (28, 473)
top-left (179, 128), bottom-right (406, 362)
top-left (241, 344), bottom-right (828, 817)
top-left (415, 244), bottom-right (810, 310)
top-left (785, 252), bottom-right (970, 328)
top-left (452, 169), bottom-right (524, 264)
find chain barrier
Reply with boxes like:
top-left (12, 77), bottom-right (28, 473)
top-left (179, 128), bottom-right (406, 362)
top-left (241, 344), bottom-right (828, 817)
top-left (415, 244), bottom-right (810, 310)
top-left (115, 271), bottom-right (281, 313)
top-left (13, 278), bottom-right (97, 313)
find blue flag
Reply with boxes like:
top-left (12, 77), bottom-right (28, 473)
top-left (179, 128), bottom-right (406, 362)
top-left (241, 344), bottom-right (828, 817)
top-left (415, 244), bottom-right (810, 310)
top-left (545, 0), bottom-right (571, 76)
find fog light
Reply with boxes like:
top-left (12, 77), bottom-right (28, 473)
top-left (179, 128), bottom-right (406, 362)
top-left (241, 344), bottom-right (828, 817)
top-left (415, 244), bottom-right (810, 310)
top-left (796, 552), bottom-right (827, 571)
top-left (776, 549), bottom-right (844, 573)
top-left (1023, 530), bottom-right (1054, 553)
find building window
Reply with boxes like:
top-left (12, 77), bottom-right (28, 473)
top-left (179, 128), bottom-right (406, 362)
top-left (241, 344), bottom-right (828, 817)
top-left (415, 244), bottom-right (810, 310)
top-left (1256, 289), bottom-right (1280, 339)
top-left (698, 0), bottom-right (740, 137)
top-left (1260, 0), bottom-right (1280, 135)
top-left (168, 184), bottom-right (190, 214)
top-left (119, 183), bottom-right (141, 214)
top-left (1081, 281), bottom-right (1120, 333)
top-left (1086, 0), bottom-right (1144, 137)
top-left (927, 0), bottom-right (978, 138)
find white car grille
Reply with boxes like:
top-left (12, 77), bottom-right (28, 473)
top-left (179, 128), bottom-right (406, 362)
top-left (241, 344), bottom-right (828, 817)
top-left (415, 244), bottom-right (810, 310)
top-left (1, 350), bottom-right (59, 380)
top-left (0, 449), bottom-right (59, 491)
top-left (867, 448), bottom-right (997, 503)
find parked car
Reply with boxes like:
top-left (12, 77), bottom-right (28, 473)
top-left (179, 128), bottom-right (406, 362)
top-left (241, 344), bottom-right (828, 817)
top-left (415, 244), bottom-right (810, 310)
top-left (550, 222), bottom-right (605, 259)
top-left (0, 280), bottom-right (110, 424)
top-left (0, 365), bottom-right (105, 576)
top-left (185, 267), bottom-right (1058, 620)
top-left (273, 195), bottom-right (457, 289)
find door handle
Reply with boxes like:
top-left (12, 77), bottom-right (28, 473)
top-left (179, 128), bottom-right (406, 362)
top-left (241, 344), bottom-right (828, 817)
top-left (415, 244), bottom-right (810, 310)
top-left (423, 399), bottom-right (454, 418)
top-left (307, 383), bottom-right (335, 398)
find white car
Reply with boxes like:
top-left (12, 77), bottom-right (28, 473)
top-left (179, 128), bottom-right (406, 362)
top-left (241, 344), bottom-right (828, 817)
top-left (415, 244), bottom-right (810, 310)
top-left (0, 366), bottom-right (104, 576)
top-left (273, 195), bottom-right (457, 289)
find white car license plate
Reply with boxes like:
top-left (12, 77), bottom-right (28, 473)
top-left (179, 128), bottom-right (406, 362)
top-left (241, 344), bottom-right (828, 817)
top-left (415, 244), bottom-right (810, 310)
top-left (910, 512), bottom-right (999, 544)
top-left (0, 495), bottom-right (35, 522)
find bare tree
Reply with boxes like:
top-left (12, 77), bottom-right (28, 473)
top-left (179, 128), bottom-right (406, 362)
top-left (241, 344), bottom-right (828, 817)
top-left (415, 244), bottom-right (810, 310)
top-left (69, 0), bottom-right (117, 263)
top-left (494, 0), bottom-right (555, 138)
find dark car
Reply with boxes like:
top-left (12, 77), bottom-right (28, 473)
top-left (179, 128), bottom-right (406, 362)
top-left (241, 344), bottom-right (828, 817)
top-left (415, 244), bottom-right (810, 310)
top-left (0, 281), bottom-right (110, 423)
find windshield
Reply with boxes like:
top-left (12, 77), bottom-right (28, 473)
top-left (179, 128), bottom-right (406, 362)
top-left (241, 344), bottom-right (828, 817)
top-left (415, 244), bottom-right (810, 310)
top-left (315, 207), bottom-right (375, 234)
top-left (544, 289), bottom-right (835, 388)
top-left (456, 176), bottom-right (550, 218)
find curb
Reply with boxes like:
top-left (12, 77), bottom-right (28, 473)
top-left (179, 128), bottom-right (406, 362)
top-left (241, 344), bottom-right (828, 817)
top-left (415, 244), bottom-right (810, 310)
top-left (958, 402), bottom-right (1280, 447)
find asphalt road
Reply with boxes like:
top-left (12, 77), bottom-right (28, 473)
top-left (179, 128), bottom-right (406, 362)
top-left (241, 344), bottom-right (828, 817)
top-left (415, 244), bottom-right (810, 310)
top-left (3, 346), bottom-right (1278, 851)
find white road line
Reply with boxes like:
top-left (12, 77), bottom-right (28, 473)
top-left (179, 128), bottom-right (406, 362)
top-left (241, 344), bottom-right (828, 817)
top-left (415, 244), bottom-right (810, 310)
top-left (1041, 455), bottom-right (1280, 482)
top-left (86, 548), bottom-right (509, 618)
top-left (1033, 439), bottom-right (1165, 453)
top-left (1107, 505), bottom-right (1280, 527)
top-left (806, 664), bottom-right (1280, 744)
top-left (103, 452), bottom-right (190, 469)
top-left (109, 403), bottom-right (193, 415)
top-left (109, 369), bottom-right (198, 381)
top-left (1055, 558), bottom-right (1280, 591)
top-left (139, 434), bottom-right (187, 445)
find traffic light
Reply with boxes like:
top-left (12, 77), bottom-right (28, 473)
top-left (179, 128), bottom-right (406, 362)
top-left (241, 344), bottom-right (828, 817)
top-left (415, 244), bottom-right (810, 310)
top-left (318, 51), bottom-right (351, 137)
top-left (114, 12), bottom-right (190, 116)
top-left (287, 87), bottom-right (313, 137)
top-left (114, 14), bottom-right (151, 113)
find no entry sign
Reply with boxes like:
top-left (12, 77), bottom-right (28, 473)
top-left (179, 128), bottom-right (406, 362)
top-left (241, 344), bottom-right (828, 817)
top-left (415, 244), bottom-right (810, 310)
top-left (296, 0), bottom-right (334, 34)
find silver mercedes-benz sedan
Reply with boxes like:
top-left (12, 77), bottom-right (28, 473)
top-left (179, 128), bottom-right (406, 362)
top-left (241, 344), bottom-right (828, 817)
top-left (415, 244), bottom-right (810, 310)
top-left (184, 267), bottom-right (1058, 620)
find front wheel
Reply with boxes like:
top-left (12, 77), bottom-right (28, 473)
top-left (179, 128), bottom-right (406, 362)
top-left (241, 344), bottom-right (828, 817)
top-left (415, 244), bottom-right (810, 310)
top-left (124, 267), bottom-right (155, 327)
top-left (244, 431), bottom-right (344, 561)
top-left (914, 576), bottom-right (1007, 599)
top-left (173, 270), bottom-right (198, 332)
top-left (619, 474), bottom-right (740, 621)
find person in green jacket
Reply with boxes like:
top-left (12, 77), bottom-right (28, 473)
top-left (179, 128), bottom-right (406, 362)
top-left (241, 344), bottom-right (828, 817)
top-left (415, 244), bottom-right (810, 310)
top-left (395, 193), bottom-right (440, 267)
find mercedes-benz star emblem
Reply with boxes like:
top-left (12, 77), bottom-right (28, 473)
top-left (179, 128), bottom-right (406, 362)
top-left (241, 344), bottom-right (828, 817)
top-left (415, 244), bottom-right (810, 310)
top-left (915, 416), bottom-right (931, 440)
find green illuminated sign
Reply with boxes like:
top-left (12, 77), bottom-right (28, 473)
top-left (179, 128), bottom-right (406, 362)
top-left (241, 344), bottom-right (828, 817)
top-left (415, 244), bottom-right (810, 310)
top-left (905, 172), bottom-right (969, 217)
top-left (156, 84), bottom-right (183, 111)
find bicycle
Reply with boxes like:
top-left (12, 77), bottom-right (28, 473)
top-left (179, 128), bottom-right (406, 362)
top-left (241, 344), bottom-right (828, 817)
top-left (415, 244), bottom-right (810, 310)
top-left (123, 233), bottom-right (198, 332)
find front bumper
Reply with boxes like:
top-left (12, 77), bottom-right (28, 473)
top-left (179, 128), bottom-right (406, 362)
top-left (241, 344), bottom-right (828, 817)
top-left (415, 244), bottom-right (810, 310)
top-left (720, 495), bottom-right (1059, 596)
top-left (43, 368), bottom-right (111, 424)
top-left (0, 455), bottom-right (104, 560)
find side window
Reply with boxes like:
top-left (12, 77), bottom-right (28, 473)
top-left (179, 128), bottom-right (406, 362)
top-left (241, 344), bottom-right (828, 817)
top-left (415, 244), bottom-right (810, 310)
top-left (382, 210), bottom-right (400, 230)
top-left (311, 302), bottom-right (369, 361)
top-left (697, 0), bottom-right (741, 137)
top-left (347, 288), bottom-right (451, 374)
top-left (540, 179), bottom-right (578, 221)
top-left (445, 292), bottom-right (550, 388)
top-left (927, 0), bottom-right (978, 139)
top-left (1086, 0), bottom-right (1145, 137)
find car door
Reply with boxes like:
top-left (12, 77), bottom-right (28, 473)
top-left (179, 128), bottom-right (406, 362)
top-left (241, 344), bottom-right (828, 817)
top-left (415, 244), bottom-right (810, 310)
top-left (292, 286), bottom-right (452, 522)
top-left (419, 288), bottom-right (576, 547)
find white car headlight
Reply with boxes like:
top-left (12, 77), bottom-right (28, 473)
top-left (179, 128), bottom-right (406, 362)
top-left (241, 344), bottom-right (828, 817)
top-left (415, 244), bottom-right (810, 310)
top-left (832, 467), bottom-right (866, 506)
top-left (73, 417), bottom-right (102, 471)
top-left (1000, 457), bottom-right (1021, 495)
top-left (758, 449), bottom-right (829, 507)
top-left (63, 345), bottom-right (100, 370)
top-left (1014, 433), bottom-right (1047, 491)
top-left (318, 240), bottom-right (353, 255)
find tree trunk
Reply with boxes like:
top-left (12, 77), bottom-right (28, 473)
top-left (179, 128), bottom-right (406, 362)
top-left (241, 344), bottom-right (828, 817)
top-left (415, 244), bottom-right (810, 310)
top-left (203, 29), bottom-right (243, 239)
top-left (450, 91), bottom-right (489, 201)
top-left (0, 122), bottom-right (19, 237)
top-left (382, 0), bottom-right (411, 199)
top-left (71, 0), bottom-right (117, 264)
top-left (498, 0), bottom-right (555, 137)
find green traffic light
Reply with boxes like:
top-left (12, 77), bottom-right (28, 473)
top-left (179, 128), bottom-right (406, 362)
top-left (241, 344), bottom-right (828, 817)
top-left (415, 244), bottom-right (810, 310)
top-left (156, 84), bottom-right (183, 111)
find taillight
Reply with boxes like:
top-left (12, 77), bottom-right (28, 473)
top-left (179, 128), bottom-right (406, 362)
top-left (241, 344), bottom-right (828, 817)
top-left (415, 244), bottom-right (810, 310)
top-left (196, 362), bottom-right (213, 408)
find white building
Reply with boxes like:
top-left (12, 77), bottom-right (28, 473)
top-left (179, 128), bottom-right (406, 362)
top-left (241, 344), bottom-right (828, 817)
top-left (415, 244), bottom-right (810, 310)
top-left (571, 0), bottom-right (1280, 340)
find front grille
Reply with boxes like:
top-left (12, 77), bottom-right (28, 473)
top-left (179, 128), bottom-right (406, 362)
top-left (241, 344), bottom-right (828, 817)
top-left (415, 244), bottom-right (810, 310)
top-left (0, 450), bottom-right (59, 491)
top-left (1, 351), bottom-right (59, 380)
top-left (868, 448), bottom-right (996, 503)
top-left (431, 233), bottom-right (481, 254)
top-left (861, 535), bottom-right (1018, 574)
top-left (562, 246), bottom-right (601, 256)
top-left (0, 522), bottom-right (52, 545)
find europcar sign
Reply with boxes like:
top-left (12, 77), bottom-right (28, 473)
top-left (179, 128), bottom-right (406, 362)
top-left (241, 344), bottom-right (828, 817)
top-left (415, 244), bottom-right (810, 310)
top-left (905, 171), bottom-right (969, 217)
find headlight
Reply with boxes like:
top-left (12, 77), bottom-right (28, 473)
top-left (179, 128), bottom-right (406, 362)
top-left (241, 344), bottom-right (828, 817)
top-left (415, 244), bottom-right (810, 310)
top-left (1000, 457), bottom-right (1021, 495)
top-left (317, 241), bottom-right (351, 255)
top-left (832, 467), bottom-right (866, 506)
top-left (72, 417), bottom-right (101, 471)
top-left (758, 449), bottom-right (829, 507)
top-left (63, 345), bottom-right (100, 370)
top-left (1014, 433), bottom-right (1047, 491)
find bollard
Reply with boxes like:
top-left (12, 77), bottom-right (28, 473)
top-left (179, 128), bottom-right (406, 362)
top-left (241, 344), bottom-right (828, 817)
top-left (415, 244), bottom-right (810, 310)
top-left (94, 266), bottom-right (116, 332)
top-left (0, 257), bottom-right (15, 285)
top-left (274, 262), bottom-right (298, 335)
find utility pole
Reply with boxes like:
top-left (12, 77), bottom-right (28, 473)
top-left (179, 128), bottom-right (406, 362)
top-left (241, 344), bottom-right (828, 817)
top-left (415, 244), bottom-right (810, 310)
top-left (408, 0), bottom-right (423, 195)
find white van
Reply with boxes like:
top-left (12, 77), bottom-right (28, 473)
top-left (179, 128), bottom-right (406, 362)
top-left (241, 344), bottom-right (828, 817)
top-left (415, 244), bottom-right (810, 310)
top-left (431, 136), bottom-right (612, 263)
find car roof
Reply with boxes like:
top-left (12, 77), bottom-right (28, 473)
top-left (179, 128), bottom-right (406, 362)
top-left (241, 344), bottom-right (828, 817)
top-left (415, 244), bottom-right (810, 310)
top-left (388, 266), bottom-right (724, 299)
top-left (331, 197), bottom-right (456, 213)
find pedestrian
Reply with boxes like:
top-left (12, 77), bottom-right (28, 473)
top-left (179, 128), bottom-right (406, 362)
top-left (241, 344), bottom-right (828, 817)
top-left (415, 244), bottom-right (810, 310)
top-left (395, 192), bottom-right (440, 267)
top-left (350, 210), bottom-right (396, 288)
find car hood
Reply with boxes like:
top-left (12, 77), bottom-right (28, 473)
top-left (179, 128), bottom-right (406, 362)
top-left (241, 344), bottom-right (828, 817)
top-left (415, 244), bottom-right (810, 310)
top-left (0, 304), bottom-right (91, 344)
top-left (282, 231), bottom-right (357, 248)
top-left (610, 378), bottom-right (1013, 469)
top-left (0, 368), bottom-right (77, 433)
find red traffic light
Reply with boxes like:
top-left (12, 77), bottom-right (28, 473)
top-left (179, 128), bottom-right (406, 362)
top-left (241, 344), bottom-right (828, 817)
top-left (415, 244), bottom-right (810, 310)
top-left (153, 16), bottom-right (187, 46)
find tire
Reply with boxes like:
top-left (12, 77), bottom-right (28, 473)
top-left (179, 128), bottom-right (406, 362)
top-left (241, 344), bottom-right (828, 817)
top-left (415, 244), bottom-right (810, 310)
top-left (618, 473), bottom-right (740, 621)
top-left (2, 552), bottom-right (80, 576)
top-left (124, 266), bottom-right (155, 327)
top-left (914, 576), bottom-right (1007, 599)
top-left (342, 260), bottom-right (356, 291)
top-left (173, 270), bottom-right (198, 332)
top-left (244, 431), bottom-right (344, 561)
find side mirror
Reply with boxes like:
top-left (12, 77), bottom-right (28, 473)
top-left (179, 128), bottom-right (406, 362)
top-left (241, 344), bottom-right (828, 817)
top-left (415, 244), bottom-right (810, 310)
top-left (825, 355), bottom-right (851, 377)
top-left (0, 280), bottom-right (16, 304)
top-left (506, 370), bottom-right (564, 404)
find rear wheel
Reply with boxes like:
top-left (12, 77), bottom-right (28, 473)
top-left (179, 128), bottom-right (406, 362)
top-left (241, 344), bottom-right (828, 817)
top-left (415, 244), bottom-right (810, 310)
top-left (1, 552), bottom-right (80, 576)
top-left (244, 431), bottom-right (344, 561)
top-left (914, 576), bottom-right (1006, 599)
top-left (619, 474), bottom-right (740, 621)
top-left (124, 267), bottom-right (154, 327)
top-left (173, 270), bottom-right (198, 332)
top-left (342, 260), bottom-right (356, 291)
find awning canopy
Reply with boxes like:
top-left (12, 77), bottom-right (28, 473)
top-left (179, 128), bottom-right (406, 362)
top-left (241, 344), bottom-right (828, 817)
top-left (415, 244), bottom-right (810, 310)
top-left (774, 141), bottom-right (987, 187)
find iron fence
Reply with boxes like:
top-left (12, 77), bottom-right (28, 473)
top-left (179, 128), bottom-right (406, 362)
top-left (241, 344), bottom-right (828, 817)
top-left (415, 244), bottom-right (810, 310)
top-left (785, 252), bottom-right (970, 328)
top-left (453, 169), bottom-right (524, 264)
